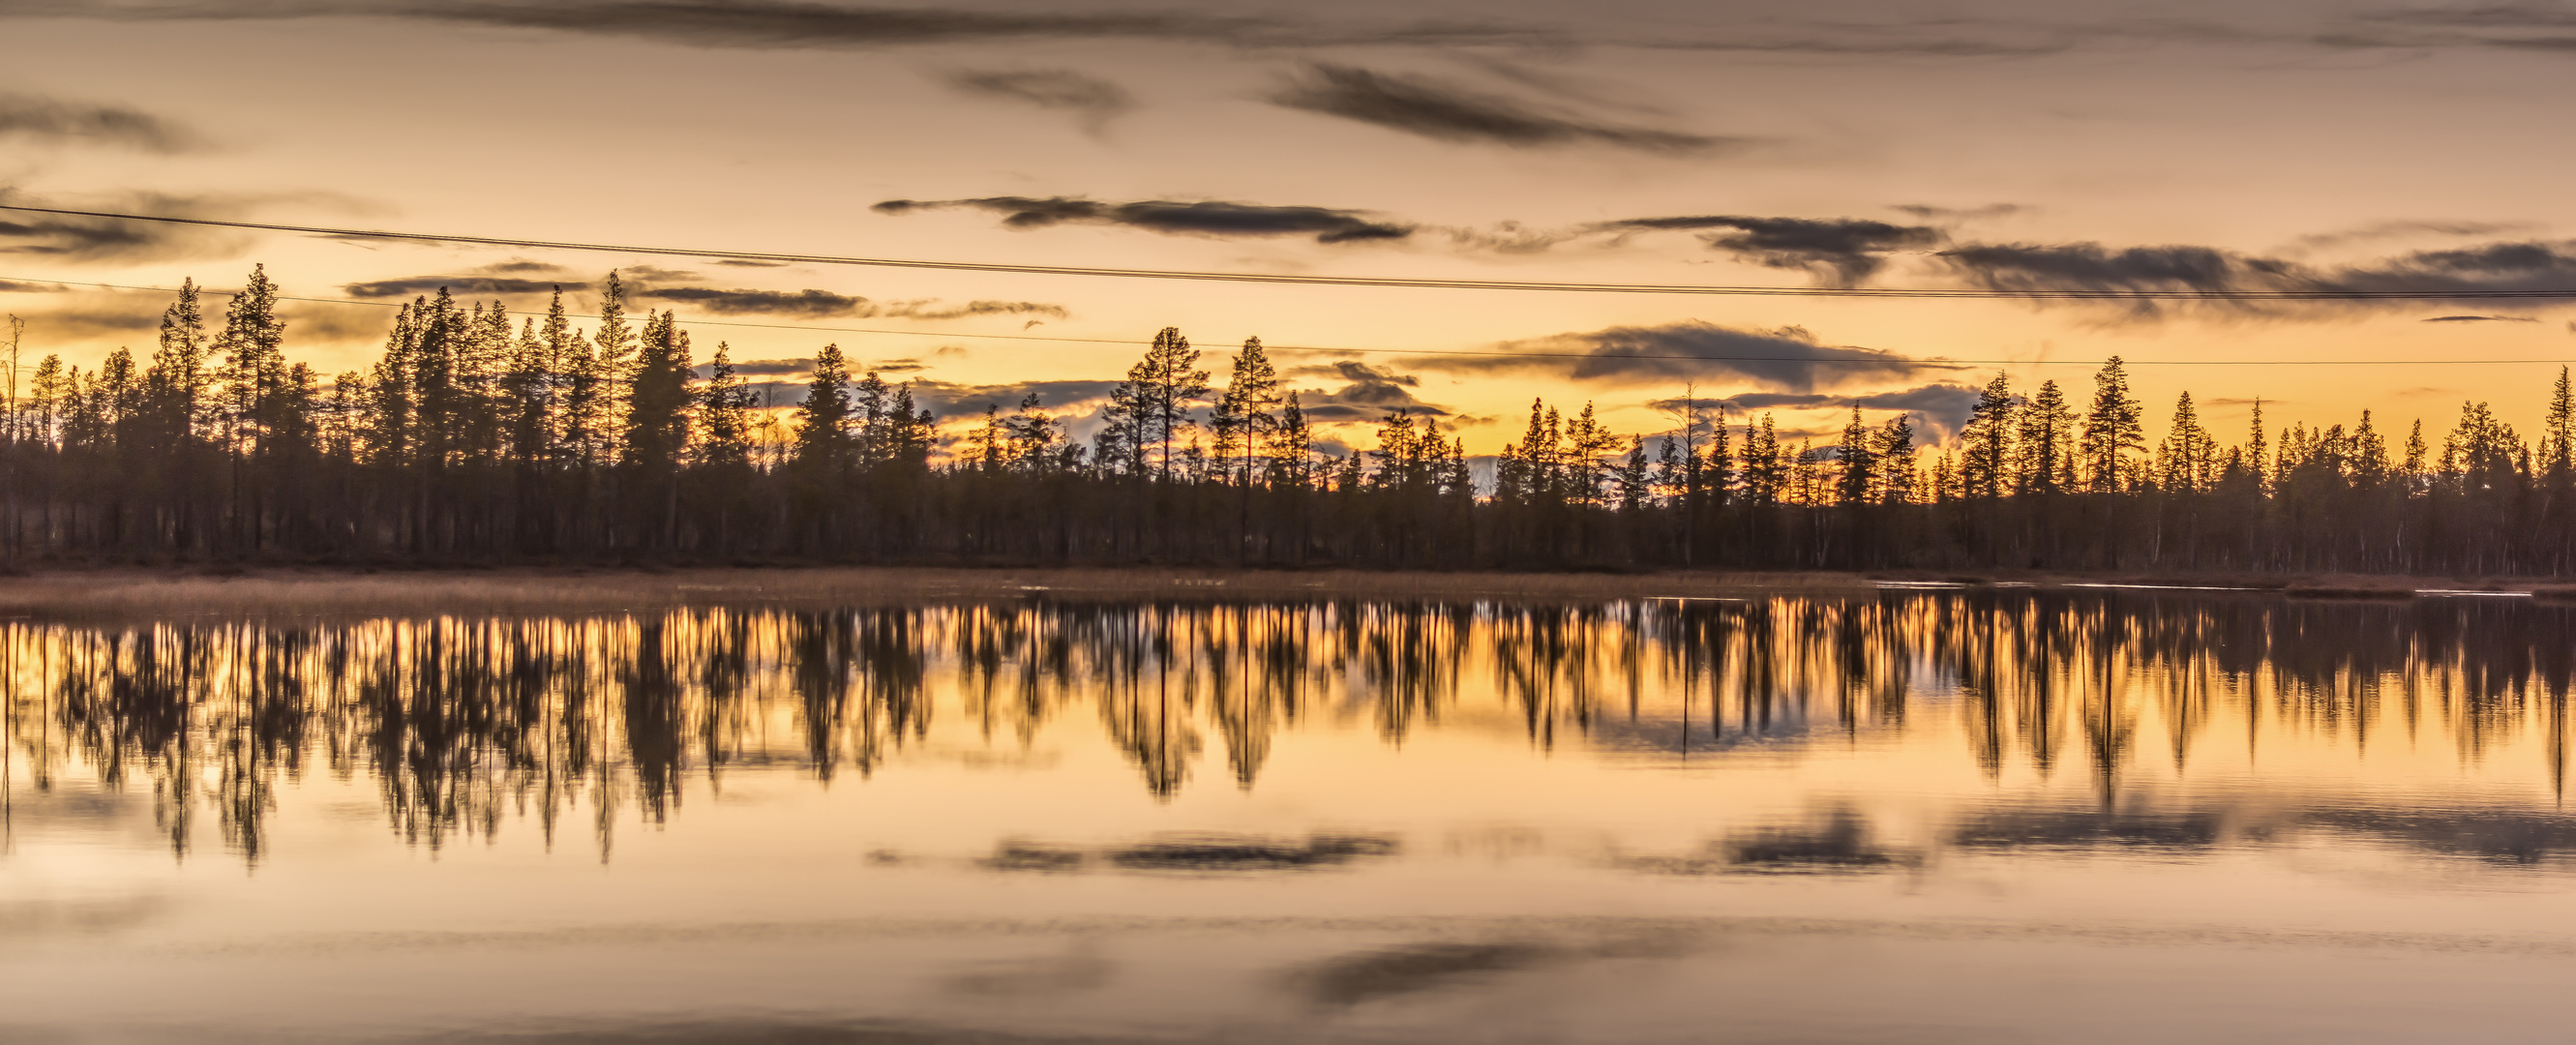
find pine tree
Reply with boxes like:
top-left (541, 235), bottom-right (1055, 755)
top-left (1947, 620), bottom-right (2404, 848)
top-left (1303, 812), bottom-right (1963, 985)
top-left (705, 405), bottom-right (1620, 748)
top-left (2079, 356), bottom-right (2143, 492)
top-left (1265, 392), bottom-right (1311, 490)
top-left (791, 344), bottom-right (854, 472)
top-left (146, 278), bottom-right (210, 442)
top-left (2154, 391), bottom-right (2219, 493)
top-left (2246, 398), bottom-right (2269, 493)
top-left (1961, 372), bottom-right (2015, 498)
top-left (1213, 337), bottom-right (1281, 487)
top-left (1875, 413), bottom-right (1917, 504)
top-left (2542, 366), bottom-right (2575, 486)
top-left (1738, 414), bottom-right (1784, 505)
top-left (1119, 327), bottom-right (1209, 481)
top-left (2015, 379), bottom-right (2076, 494)
top-left (216, 264), bottom-right (289, 456)
top-left (1836, 406), bottom-right (1876, 505)
top-left (622, 311), bottom-right (694, 474)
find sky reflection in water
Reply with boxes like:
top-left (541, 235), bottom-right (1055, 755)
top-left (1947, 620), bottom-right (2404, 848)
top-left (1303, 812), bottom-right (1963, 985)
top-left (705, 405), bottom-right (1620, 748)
top-left (6, 591), bottom-right (2576, 1043)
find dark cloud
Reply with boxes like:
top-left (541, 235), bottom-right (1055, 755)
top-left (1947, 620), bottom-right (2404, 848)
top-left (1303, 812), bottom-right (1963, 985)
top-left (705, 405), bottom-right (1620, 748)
top-left (1595, 215), bottom-right (1944, 285)
top-left (2422, 314), bottom-right (2542, 322)
top-left (638, 285), bottom-right (869, 318)
top-left (0, 93), bottom-right (202, 153)
top-left (1291, 361), bottom-right (1453, 424)
top-left (1269, 63), bottom-right (1740, 155)
top-left (1652, 382), bottom-right (1982, 439)
top-left (399, 1), bottom-right (1267, 48)
top-left (875, 195), bottom-right (1411, 244)
top-left (1413, 321), bottom-right (1954, 392)
top-left (344, 259), bottom-right (592, 299)
top-left (634, 284), bottom-right (1066, 321)
top-left (2283, 219), bottom-right (2533, 254)
top-left (2333, 240), bottom-right (2576, 295)
top-left (618, 264), bottom-right (704, 283)
top-left (905, 378), bottom-right (1123, 424)
top-left (478, 258), bottom-right (571, 275)
top-left (344, 275), bottom-right (582, 298)
top-left (1891, 203), bottom-right (2028, 223)
top-left (944, 69), bottom-right (1132, 132)
top-left (0, 190), bottom-right (260, 264)
top-left (704, 357), bottom-right (811, 377)
top-left (12, 306), bottom-right (163, 338)
top-left (0, 279), bottom-right (71, 293)
top-left (1939, 238), bottom-right (2576, 319)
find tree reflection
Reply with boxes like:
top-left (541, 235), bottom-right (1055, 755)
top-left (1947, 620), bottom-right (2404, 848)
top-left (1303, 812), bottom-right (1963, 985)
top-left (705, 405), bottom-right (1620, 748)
top-left (7, 592), bottom-right (2576, 862)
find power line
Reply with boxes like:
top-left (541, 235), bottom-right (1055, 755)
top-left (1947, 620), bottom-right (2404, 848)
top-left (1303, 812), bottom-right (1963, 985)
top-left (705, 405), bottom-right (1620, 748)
top-left (10, 203), bottom-right (2576, 301)
top-left (5, 274), bottom-right (2572, 368)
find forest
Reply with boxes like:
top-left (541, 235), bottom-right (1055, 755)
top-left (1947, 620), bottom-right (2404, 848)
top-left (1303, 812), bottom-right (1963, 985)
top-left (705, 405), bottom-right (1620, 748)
top-left (4, 264), bottom-right (2574, 576)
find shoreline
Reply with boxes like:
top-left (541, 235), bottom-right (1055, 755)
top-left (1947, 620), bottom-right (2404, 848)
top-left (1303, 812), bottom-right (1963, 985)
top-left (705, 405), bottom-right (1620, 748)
top-left (0, 564), bottom-right (2562, 619)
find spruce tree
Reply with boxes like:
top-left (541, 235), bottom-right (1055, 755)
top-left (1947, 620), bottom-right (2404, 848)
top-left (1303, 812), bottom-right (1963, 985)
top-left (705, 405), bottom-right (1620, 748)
top-left (791, 344), bottom-right (854, 472)
top-left (1960, 372), bottom-right (2015, 498)
top-left (2079, 356), bottom-right (2143, 492)
top-left (1836, 406), bottom-right (1876, 505)
top-left (1875, 414), bottom-right (1916, 504)
top-left (2015, 379), bottom-right (2076, 494)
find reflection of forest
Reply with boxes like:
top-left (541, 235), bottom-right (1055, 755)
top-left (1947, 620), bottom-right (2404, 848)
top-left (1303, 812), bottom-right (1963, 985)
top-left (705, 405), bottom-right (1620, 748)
top-left (4, 592), bottom-right (2572, 862)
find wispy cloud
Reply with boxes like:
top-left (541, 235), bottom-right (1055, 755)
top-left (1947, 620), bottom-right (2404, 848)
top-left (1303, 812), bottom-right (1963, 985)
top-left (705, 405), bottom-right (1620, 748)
top-left (1269, 63), bottom-right (1741, 154)
top-left (0, 189), bottom-right (261, 264)
top-left (1287, 361), bottom-right (1454, 423)
top-left (942, 69), bottom-right (1133, 133)
top-left (875, 195), bottom-right (1412, 244)
top-left (1653, 382), bottom-right (1984, 439)
top-left (1594, 215), bottom-right (1944, 285)
top-left (0, 92), bottom-right (203, 153)
top-left (1939, 238), bottom-right (2576, 320)
top-left (1408, 321), bottom-right (1958, 391)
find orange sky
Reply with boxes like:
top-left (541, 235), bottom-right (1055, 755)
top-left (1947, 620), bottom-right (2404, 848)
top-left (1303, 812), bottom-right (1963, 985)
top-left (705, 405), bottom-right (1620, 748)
top-left (3, 0), bottom-right (2574, 454)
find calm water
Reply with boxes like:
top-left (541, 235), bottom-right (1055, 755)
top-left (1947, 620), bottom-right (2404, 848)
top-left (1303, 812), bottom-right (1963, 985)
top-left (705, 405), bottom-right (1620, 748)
top-left (8, 589), bottom-right (2576, 1043)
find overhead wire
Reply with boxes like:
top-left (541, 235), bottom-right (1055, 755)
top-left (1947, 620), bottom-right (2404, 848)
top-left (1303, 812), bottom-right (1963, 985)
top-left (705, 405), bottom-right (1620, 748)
top-left (3, 273), bottom-right (2571, 368)
top-left (9, 203), bottom-right (2576, 301)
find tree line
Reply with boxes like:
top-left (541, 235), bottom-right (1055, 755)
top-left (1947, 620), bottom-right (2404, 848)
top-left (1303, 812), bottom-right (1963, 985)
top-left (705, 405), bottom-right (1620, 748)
top-left (7, 265), bottom-right (2576, 575)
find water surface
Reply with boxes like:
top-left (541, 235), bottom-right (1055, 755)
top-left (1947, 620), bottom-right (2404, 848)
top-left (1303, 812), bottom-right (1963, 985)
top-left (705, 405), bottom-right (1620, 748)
top-left (7, 590), bottom-right (2576, 1043)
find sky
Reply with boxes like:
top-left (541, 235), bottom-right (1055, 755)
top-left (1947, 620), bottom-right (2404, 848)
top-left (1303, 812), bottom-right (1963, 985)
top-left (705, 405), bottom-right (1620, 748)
top-left (4, 0), bottom-right (2576, 453)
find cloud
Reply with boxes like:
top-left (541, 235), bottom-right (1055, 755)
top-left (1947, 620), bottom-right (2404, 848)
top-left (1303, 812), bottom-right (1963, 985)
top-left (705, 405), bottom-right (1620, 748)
top-left (875, 195), bottom-right (1411, 244)
top-left (0, 279), bottom-right (71, 293)
top-left (1269, 63), bottom-right (1740, 154)
top-left (633, 284), bottom-right (1067, 321)
top-left (0, 189), bottom-right (262, 264)
top-left (1410, 321), bottom-right (1955, 392)
top-left (638, 285), bottom-right (869, 318)
top-left (2282, 219), bottom-right (2534, 254)
top-left (2422, 314), bottom-right (2542, 322)
top-left (1595, 215), bottom-right (1944, 285)
top-left (944, 69), bottom-right (1132, 132)
top-left (1939, 236), bottom-right (2576, 320)
top-left (397, 1), bottom-right (1267, 48)
top-left (1891, 203), bottom-right (2029, 224)
top-left (1653, 382), bottom-right (1983, 439)
top-left (1289, 361), bottom-right (1453, 423)
top-left (704, 357), bottom-right (811, 377)
top-left (903, 377), bottom-right (1124, 422)
top-left (0, 93), bottom-right (202, 153)
top-left (8, 304), bottom-right (163, 339)
top-left (344, 275), bottom-right (584, 298)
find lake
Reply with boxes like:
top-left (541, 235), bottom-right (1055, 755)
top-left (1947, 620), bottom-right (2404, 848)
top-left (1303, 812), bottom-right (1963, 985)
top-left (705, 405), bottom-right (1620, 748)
top-left (7, 587), bottom-right (2576, 1043)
